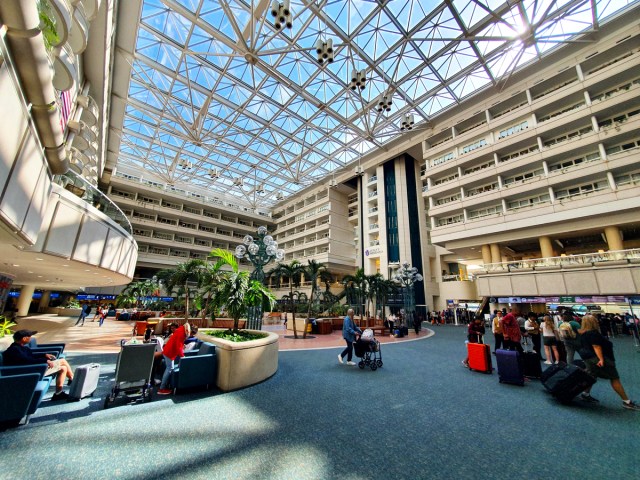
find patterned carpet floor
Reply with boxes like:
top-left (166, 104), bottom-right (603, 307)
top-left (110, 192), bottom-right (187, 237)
top-left (1, 325), bottom-right (638, 480)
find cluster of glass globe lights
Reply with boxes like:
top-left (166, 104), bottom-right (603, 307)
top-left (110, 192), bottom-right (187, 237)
top-left (234, 226), bottom-right (285, 281)
top-left (393, 262), bottom-right (423, 328)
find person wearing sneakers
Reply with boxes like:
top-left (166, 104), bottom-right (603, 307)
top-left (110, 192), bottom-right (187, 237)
top-left (2, 330), bottom-right (74, 401)
top-left (158, 323), bottom-right (190, 395)
top-left (577, 315), bottom-right (640, 410)
top-left (338, 309), bottom-right (361, 366)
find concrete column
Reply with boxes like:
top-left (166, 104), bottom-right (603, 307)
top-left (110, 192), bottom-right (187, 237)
top-left (604, 226), bottom-right (624, 251)
top-left (16, 285), bottom-right (35, 317)
top-left (591, 116), bottom-right (599, 132)
top-left (490, 243), bottom-right (501, 263)
top-left (539, 236), bottom-right (554, 258)
top-left (481, 245), bottom-right (492, 265)
top-left (38, 290), bottom-right (51, 312)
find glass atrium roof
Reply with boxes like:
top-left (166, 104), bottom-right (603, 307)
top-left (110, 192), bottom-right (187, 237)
top-left (114, 0), bottom-right (633, 208)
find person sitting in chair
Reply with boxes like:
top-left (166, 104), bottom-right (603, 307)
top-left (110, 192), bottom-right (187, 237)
top-left (2, 330), bottom-right (74, 400)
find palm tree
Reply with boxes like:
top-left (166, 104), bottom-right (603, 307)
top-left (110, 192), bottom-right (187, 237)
top-left (302, 260), bottom-right (332, 338)
top-left (342, 268), bottom-right (367, 318)
top-left (373, 278), bottom-right (398, 321)
top-left (156, 259), bottom-right (206, 322)
top-left (209, 249), bottom-right (275, 332)
top-left (268, 260), bottom-right (304, 338)
top-left (366, 273), bottom-right (384, 319)
top-left (116, 279), bottom-right (158, 308)
top-left (195, 255), bottom-right (229, 321)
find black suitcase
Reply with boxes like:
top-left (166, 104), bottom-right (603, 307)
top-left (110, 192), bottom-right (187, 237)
top-left (69, 363), bottom-right (101, 400)
top-left (541, 363), bottom-right (595, 403)
top-left (400, 326), bottom-right (409, 336)
top-left (522, 351), bottom-right (542, 379)
top-left (496, 349), bottom-right (525, 386)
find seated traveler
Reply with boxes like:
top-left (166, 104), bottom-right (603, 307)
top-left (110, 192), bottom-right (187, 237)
top-left (2, 330), bottom-right (74, 400)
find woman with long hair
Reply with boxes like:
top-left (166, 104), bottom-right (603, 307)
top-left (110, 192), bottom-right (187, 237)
top-left (578, 315), bottom-right (639, 410)
top-left (541, 315), bottom-right (560, 365)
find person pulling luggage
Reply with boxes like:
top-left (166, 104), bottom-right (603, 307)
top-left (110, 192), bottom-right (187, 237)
top-left (578, 315), bottom-right (639, 410)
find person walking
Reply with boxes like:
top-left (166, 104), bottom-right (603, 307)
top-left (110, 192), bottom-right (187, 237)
top-left (558, 313), bottom-right (581, 364)
top-left (98, 305), bottom-right (108, 327)
top-left (75, 303), bottom-right (91, 326)
top-left (462, 315), bottom-right (486, 367)
top-left (525, 312), bottom-right (543, 360)
top-left (338, 308), bottom-right (361, 366)
top-left (492, 310), bottom-right (504, 353)
top-left (578, 315), bottom-right (640, 410)
top-left (541, 315), bottom-right (560, 364)
top-left (500, 305), bottom-right (523, 353)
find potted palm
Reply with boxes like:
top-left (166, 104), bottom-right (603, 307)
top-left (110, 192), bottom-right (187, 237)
top-left (198, 249), bottom-right (279, 392)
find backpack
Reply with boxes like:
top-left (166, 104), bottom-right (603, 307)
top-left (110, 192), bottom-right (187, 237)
top-left (559, 321), bottom-right (576, 340)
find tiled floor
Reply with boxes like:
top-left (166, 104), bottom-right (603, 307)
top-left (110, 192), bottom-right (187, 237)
top-left (10, 314), bottom-right (432, 353)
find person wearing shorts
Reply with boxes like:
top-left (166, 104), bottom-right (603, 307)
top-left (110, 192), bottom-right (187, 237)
top-left (2, 330), bottom-right (74, 400)
top-left (578, 315), bottom-right (639, 410)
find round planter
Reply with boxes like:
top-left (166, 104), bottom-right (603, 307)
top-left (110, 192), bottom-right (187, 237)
top-left (198, 329), bottom-right (279, 392)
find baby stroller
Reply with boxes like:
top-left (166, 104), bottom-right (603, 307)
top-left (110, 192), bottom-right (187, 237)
top-left (353, 329), bottom-right (383, 371)
top-left (104, 343), bottom-right (156, 408)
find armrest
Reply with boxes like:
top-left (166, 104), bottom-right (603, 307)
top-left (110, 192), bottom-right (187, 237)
top-left (34, 342), bottom-right (66, 353)
top-left (0, 364), bottom-right (47, 380)
top-left (172, 354), bottom-right (216, 390)
top-left (28, 348), bottom-right (63, 359)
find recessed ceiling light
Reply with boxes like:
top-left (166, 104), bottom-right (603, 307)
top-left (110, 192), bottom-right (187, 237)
top-left (12, 264), bottom-right (19, 267)
top-left (62, 264), bottom-right (69, 267)
top-left (85, 269), bottom-right (91, 272)
top-left (27, 271), bottom-right (33, 274)
top-left (36, 258), bottom-right (43, 261)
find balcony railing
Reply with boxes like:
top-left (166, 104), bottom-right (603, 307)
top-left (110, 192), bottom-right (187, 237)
top-left (479, 249), bottom-right (640, 273)
top-left (55, 171), bottom-right (132, 234)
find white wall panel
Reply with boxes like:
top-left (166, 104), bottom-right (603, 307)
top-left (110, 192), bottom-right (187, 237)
top-left (511, 274), bottom-right (538, 296)
top-left (43, 202), bottom-right (83, 257)
top-left (535, 273), bottom-right (567, 295)
top-left (0, 63), bottom-right (28, 185)
top-left (0, 132), bottom-right (47, 243)
top-left (22, 168), bottom-right (51, 242)
top-left (73, 216), bottom-right (109, 264)
top-left (595, 269), bottom-right (636, 294)
top-left (564, 271), bottom-right (599, 295)
top-left (100, 229), bottom-right (124, 271)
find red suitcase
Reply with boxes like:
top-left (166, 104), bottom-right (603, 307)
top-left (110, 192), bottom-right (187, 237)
top-left (467, 342), bottom-right (492, 373)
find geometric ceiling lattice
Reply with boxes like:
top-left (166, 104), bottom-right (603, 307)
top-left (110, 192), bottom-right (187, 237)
top-left (111, 0), bottom-right (631, 208)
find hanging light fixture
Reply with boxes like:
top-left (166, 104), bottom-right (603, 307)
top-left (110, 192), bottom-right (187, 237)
top-left (233, 177), bottom-right (244, 187)
top-left (208, 168), bottom-right (220, 179)
top-left (270, 0), bottom-right (292, 30)
top-left (315, 38), bottom-right (334, 64)
top-left (400, 114), bottom-right (415, 131)
top-left (377, 94), bottom-right (392, 113)
top-left (179, 160), bottom-right (192, 170)
top-left (350, 69), bottom-right (367, 91)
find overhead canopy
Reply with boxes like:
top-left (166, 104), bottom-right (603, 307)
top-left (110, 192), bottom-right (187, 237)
top-left (109, 0), bottom-right (632, 208)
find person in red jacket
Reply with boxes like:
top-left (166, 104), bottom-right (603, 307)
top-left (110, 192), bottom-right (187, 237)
top-left (158, 323), bottom-right (190, 395)
top-left (500, 305), bottom-right (523, 353)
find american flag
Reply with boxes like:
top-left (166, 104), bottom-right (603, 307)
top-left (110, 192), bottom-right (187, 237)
top-left (59, 89), bottom-right (72, 133)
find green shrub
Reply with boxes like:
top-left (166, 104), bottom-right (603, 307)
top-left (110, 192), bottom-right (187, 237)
top-left (201, 329), bottom-right (267, 342)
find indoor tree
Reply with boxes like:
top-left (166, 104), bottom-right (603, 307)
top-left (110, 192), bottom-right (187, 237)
top-left (116, 278), bottom-right (158, 309)
top-left (268, 260), bottom-right (304, 338)
top-left (157, 259), bottom-right (206, 322)
top-left (342, 268), bottom-right (368, 318)
top-left (209, 249), bottom-right (275, 332)
top-left (302, 259), bottom-right (332, 338)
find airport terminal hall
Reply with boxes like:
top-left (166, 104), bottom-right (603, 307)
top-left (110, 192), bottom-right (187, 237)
top-left (1, 0), bottom-right (640, 478)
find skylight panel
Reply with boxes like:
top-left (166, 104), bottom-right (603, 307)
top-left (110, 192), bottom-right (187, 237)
top-left (324, 0), bottom-right (377, 36)
top-left (354, 11), bottom-right (404, 62)
top-left (450, 67), bottom-right (492, 99)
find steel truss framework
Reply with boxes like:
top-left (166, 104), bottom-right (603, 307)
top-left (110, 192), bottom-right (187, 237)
top-left (113, 0), bottom-right (633, 208)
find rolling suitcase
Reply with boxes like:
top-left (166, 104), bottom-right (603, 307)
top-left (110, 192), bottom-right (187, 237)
top-left (541, 362), bottom-right (595, 404)
top-left (467, 340), bottom-right (492, 373)
top-left (522, 352), bottom-right (542, 379)
top-left (496, 349), bottom-right (525, 386)
top-left (69, 363), bottom-right (101, 401)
